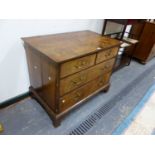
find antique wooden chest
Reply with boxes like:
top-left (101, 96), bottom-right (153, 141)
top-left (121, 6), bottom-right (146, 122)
top-left (22, 30), bottom-right (120, 127)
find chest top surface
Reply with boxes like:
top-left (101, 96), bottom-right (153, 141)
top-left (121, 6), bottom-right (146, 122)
top-left (22, 30), bottom-right (120, 63)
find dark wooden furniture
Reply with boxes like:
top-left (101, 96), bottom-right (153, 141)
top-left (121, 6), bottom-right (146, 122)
top-left (131, 21), bottom-right (155, 64)
top-left (22, 30), bottom-right (120, 127)
top-left (102, 19), bottom-right (130, 39)
top-left (102, 19), bottom-right (143, 70)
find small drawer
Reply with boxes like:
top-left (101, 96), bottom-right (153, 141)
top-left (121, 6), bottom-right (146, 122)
top-left (60, 58), bottom-right (115, 96)
top-left (60, 54), bottom-right (96, 78)
top-left (59, 72), bottom-right (111, 112)
top-left (96, 47), bottom-right (118, 64)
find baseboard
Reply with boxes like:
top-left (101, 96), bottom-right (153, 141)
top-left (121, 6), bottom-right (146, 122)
top-left (0, 91), bottom-right (30, 109)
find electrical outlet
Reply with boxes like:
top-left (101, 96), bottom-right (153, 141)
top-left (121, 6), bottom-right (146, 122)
top-left (0, 123), bottom-right (3, 133)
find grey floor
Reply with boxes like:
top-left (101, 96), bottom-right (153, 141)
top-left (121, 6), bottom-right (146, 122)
top-left (1, 59), bottom-right (155, 135)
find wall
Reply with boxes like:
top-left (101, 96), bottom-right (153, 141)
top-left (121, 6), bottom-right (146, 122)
top-left (0, 19), bottom-right (104, 103)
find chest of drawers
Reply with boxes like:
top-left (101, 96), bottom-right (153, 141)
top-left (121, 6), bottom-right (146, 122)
top-left (22, 30), bottom-right (120, 127)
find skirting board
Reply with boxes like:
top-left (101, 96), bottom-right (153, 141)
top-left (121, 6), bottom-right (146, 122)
top-left (0, 92), bottom-right (30, 109)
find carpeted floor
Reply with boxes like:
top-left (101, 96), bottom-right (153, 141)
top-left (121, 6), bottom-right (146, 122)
top-left (113, 84), bottom-right (155, 135)
top-left (0, 59), bottom-right (155, 135)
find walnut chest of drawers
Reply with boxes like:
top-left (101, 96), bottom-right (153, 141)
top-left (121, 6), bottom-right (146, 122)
top-left (22, 30), bottom-right (120, 127)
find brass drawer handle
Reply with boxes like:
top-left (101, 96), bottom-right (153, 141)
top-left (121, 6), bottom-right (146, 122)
top-left (75, 65), bottom-right (82, 69)
top-left (101, 65), bottom-right (110, 71)
top-left (71, 76), bottom-right (87, 85)
top-left (73, 92), bottom-right (82, 101)
top-left (98, 80), bottom-right (104, 86)
top-left (105, 52), bottom-right (111, 57)
top-left (81, 61), bottom-right (87, 65)
top-left (75, 61), bottom-right (88, 69)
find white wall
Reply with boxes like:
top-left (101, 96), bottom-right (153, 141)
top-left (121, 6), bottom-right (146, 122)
top-left (0, 19), bottom-right (104, 103)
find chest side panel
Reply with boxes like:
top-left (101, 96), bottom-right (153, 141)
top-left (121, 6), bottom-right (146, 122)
top-left (25, 44), bottom-right (57, 111)
top-left (40, 57), bottom-right (57, 111)
top-left (25, 45), bottom-right (42, 91)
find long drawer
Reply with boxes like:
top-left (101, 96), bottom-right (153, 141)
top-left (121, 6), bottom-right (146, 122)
top-left (59, 72), bottom-right (111, 112)
top-left (96, 47), bottom-right (118, 64)
top-left (60, 58), bottom-right (115, 96)
top-left (60, 54), bottom-right (96, 78)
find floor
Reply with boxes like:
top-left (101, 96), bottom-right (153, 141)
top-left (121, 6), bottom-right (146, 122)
top-left (113, 84), bottom-right (155, 135)
top-left (124, 91), bottom-right (155, 135)
top-left (1, 59), bottom-right (155, 135)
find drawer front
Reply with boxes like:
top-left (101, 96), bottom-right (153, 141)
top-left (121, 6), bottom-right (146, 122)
top-left (60, 58), bottom-right (115, 96)
top-left (60, 54), bottom-right (96, 78)
top-left (96, 47), bottom-right (118, 64)
top-left (59, 73), bottom-right (111, 112)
